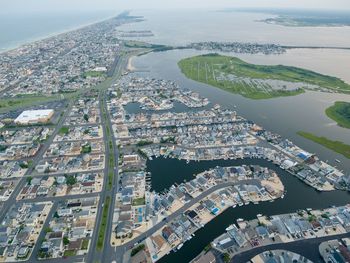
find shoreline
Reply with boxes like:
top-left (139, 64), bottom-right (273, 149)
top-left (127, 56), bottom-right (136, 71)
top-left (0, 12), bottom-right (118, 54)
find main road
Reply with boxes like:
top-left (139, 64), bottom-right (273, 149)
top-left (88, 48), bottom-right (130, 263)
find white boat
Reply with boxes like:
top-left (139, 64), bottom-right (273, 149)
top-left (335, 159), bottom-right (341, 163)
top-left (177, 243), bottom-right (183, 250)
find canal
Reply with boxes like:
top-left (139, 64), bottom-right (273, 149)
top-left (124, 101), bottom-right (212, 115)
top-left (146, 157), bottom-right (350, 263)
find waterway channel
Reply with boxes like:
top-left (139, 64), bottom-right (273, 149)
top-left (131, 49), bottom-right (350, 172)
top-left (147, 157), bottom-right (350, 263)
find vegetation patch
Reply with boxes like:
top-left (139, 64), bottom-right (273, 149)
top-left (59, 126), bottom-right (69, 135)
top-left (81, 144), bottom-right (92, 154)
top-left (132, 197), bottom-right (146, 206)
top-left (0, 94), bottom-right (62, 113)
top-left (325, 101), bottom-right (350, 129)
top-left (83, 71), bottom-right (106, 78)
top-left (178, 54), bottom-right (350, 99)
top-left (131, 244), bottom-right (145, 257)
top-left (136, 140), bottom-right (153, 147)
top-left (63, 250), bottom-right (76, 257)
top-left (81, 238), bottom-right (89, 250)
top-left (297, 131), bottom-right (350, 159)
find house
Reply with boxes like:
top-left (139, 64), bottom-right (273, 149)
top-left (161, 226), bottom-right (178, 244)
top-left (115, 221), bottom-right (133, 238)
top-left (151, 235), bottom-right (166, 253)
top-left (255, 226), bottom-right (269, 239)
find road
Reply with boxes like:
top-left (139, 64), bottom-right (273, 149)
top-left (110, 179), bottom-right (261, 263)
top-left (0, 98), bottom-right (74, 222)
top-left (231, 232), bottom-right (350, 263)
top-left (0, 48), bottom-right (129, 263)
top-left (88, 49), bottom-right (129, 263)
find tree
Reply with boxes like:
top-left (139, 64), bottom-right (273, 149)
top-left (131, 244), bottom-right (145, 257)
top-left (53, 211), bottom-right (60, 218)
top-left (223, 253), bottom-right (231, 263)
top-left (204, 244), bottom-right (212, 252)
top-left (26, 176), bottom-right (33, 185)
top-left (66, 175), bottom-right (77, 186)
top-left (63, 237), bottom-right (70, 245)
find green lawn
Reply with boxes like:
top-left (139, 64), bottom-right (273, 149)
top-left (63, 250), bottom-right (76, 257)
top-left (81, 238), bottom-right (89, 250)
top-left (59, 126), bottom-right (69, 135)
top-left (132, 197), bottom-right (145, 206)
top-left (325, 101), bottom-right (350, 129)
top-left (0, 94), bottom-right (62, 113)
top-left (297, 131), bottom-right (350, 159)
top-left (83, 71), bottom-right (106, 78)
top-left (178, 54), bottom-right (350, 99)
top-left (96, 196), bottom-right (111, 251)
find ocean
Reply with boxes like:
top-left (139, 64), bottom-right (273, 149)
top-left (0, 11), bottom-right (116, 52)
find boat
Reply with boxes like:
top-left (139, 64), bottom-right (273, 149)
top-left (177, 243), bottom-right (183, 250)
top-left (335, 159), bottom-right (341, 163)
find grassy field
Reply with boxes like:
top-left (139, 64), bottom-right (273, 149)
top-left (0, 94), bottom-right (62, 113)
top-left (178, 54), bottom-right (350, 99)
top-left (132, 197), bottom-right (146, 206)
top-left (297, 131), bottom-right (350, 159)
top-left (325, 101), bottom-right (350, 129)
top-left (83, 71), bottom-right (106, 78)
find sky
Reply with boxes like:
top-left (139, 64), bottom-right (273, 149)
top-left (2, 0), bottom-right (350, 14)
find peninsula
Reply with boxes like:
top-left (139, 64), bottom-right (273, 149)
top-left (325, 101), bottom-right (350, 129)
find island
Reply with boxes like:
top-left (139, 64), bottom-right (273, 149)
top-left (325, 101), bottom-right (350, 129)
top-left (260, 15), bottom-right (350, 27)
top-left (178, 54), bottom-right (350, 99)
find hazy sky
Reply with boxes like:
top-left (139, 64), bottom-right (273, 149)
top-left (3, 0), bottom-right (350, 14)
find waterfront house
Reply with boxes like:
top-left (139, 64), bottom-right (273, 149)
top-left (151, 235), bottom-right (166, 253)
top-left (161, 226), bottom-right (178, 245)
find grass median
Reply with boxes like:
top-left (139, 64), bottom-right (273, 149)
top-left (96, 195), bottom-right (111, 251)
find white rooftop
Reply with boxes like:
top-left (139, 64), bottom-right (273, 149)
top-left (15, 109), bottom-right (54, 124)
